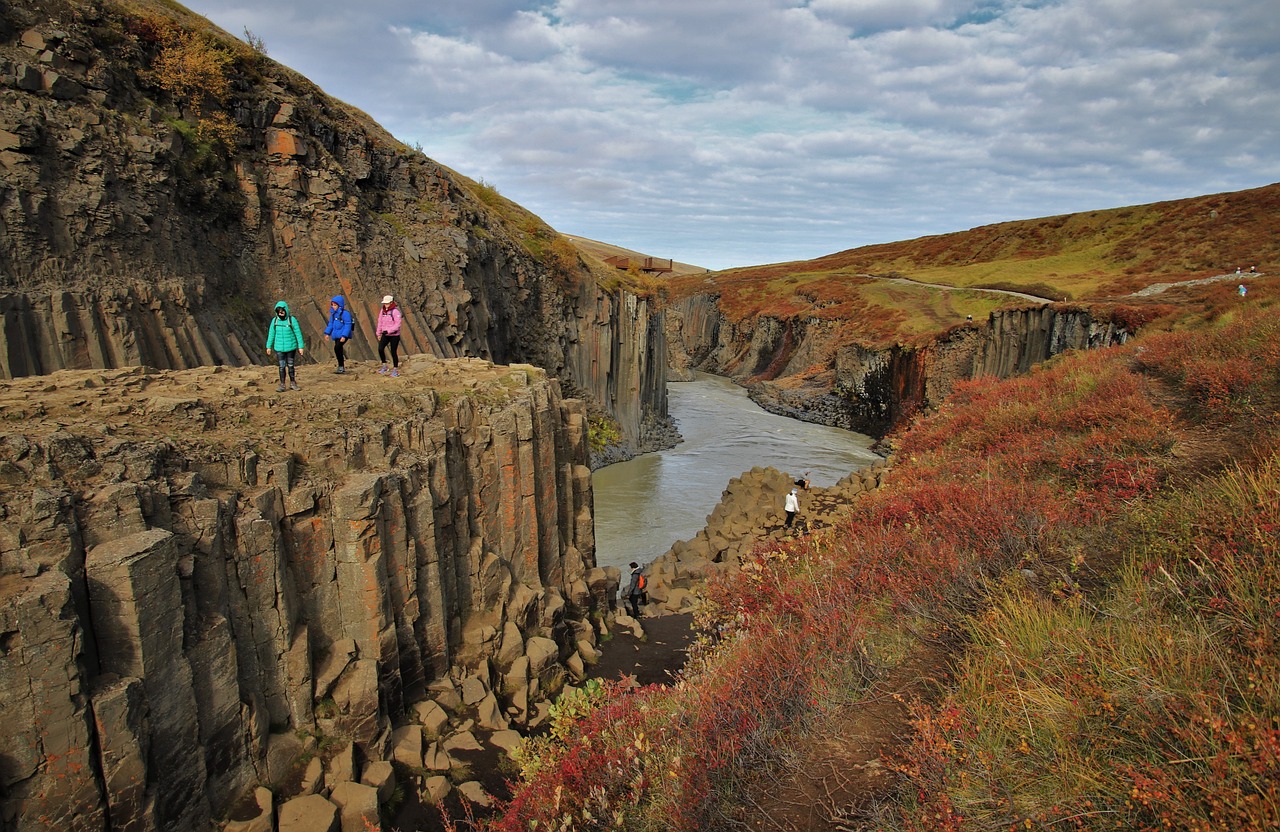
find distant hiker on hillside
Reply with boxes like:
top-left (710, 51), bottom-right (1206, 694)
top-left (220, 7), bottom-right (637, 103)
top-left (624, 561), bottom-right (647, 618)
top-left (1239, 284), bottom-right (1248, 297)
top-left (323, 295), bottom-right (354, 374)
top-left (376, 294), bottom-right (403, 378)
top-left (265, 300), bottom-right (304, 392)
top-left (784, 488), bottom-right (800, 528)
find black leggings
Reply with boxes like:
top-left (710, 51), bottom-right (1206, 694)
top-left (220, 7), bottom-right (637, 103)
top-left (334, 338), bottom-right (346, 367)
top-left (378, 334), bottom-right (401, 367)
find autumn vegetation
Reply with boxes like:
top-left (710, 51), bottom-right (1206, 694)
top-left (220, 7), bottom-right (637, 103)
top-left (668, 184), bottom-right (1280, 348)
top-left (481, 271), bottom-right (1279, 829)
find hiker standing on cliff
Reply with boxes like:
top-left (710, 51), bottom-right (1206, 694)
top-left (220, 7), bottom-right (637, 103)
top-left (323, 295), bottom-right (354, 374)
top-left (265, 300), bottom-right (304, 392)
top-left (376, 295), bottom-right (403, 377)
top-left (784, 488), bottom-right (800, 528)
top-left (624, 561), bottom-right (646, 618)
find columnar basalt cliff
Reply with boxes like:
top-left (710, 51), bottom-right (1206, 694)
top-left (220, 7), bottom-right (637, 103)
top-left (0, 0), bottom-right (669, 456)
top-left (667, 295), bottom-right (1130, 436)
top-left (0, 357), bottom-right (614, 829)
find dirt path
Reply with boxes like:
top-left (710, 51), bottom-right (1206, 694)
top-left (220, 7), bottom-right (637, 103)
top-left (732, 638), bottom-right (952, 831)
top-left (1128, 270), bottom-right (1266, 296)
top-left (859, 273), bottom-right (1053, 303)
top-left (588, 613), bottom-right (697, 687)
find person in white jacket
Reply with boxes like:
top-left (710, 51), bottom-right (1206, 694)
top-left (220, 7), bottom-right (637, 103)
top-left (784, 488), bottom-right (799, 528)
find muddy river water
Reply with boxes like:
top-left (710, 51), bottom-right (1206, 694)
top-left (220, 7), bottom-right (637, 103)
top-left (591, 373), bottom-right (882, 572)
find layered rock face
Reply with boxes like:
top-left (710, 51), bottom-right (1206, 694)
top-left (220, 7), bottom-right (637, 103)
top-left (0, 0), bottom-right (669, 455)
top-left (667, 296), bottom-right (1129, 436)
top-left (0, 357), bottom-right (613, 830)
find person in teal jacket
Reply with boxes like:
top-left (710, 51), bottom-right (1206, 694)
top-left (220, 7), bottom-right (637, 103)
top-left (265, 300), bottom-right (305, 391)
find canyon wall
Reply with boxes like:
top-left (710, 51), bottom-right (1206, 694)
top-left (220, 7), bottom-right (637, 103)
top-left (0, 1), bottom-right (669, 455)
top-left (667, 295), bottom-right (1130, 436)
top-left (0, 358), bottom-right (612, 830)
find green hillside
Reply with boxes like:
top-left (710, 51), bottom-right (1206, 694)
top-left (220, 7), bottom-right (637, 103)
top-left (668, 183), bottom-right (1279, 345)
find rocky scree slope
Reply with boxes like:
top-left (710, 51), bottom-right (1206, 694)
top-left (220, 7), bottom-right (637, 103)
top-left (0, 355), bottom-right (621, 830)
top-left (0, 0), bottom-right (670, 456)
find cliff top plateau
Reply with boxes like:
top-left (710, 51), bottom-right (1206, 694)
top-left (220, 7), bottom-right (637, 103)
top-left (0, 354), bottom-right (546, 475)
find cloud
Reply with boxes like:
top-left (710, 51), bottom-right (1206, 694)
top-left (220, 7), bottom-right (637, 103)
top-left (184, 0), bottom-right (1280, 269)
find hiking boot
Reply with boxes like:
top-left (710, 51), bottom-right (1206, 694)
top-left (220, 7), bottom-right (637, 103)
top-left (378, 364), bottom-right (389, 375)
top-left (391, 368), bottom-right (399, 378)
top-left (334, 366), bottom-right (345, 374)
top-left (275, 383), bottom-right (286, 392)
top-left (289, 382), bottom-right (300, 391)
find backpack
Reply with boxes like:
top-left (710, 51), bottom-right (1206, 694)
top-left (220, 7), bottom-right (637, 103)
top-left (637, 573), bottom-right (647, 591)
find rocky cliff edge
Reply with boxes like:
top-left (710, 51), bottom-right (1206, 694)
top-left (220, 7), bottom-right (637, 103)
top-left (0, 355), bottom-right (616, 829)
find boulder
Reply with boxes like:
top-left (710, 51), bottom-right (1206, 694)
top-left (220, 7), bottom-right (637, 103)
top-left (672, 588), bottom-right (699, 611)
top-left (443, 730), bottom-right (483, 753)
top-left (412, 700), bottom-right (450, 737)
top-left (456, 781), bottom-right (493, 808)
top-left (489, 730), bottom-right (522, 754)
top-left (324, 742), bottom-right (357, 793)
top-left (576, 639), bottom-right (601, 665)
top-left (264, 732), bottom-right (307, 789)
top-left (460, 674), bottom-right (488, 706)
top-left (475, 692), bottom-right (509, 731)
top-left (360, 760), bottom-right (396, 803)
top-left (424, 741), bottom-right (452, 771)
top-left (525, 636), bottom-right (558, 675)
top-left (433, 686), bottom-right (464, 714)
top-left (329, 781), bottom-right (380, 832)
top-left (224, 787), bottom-right (273, 832)
top-left (298, 756), bottom-right (324, 795)
top-left (422, 775), bottom-right (451, 804)
top-left (389, 725), bottom-right (424, 770)
top-left (613, 612), bottom-right (645, 639)
top-left (565, 651), bottom-right (585, 681)
top-left (278, 794), bottom-right (338, 832)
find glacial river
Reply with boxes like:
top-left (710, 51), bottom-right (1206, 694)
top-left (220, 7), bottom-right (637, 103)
top-left (591, 373), bottom-right (882, 573)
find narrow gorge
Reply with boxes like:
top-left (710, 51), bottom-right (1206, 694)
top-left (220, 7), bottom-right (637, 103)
top-left (666, 295), bottom-right (1132, 436)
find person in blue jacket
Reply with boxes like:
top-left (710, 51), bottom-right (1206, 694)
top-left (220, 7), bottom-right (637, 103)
top-left (322, 294), bottom-right (354, 374)
top-left (265, 300), bottom-right (305, 392)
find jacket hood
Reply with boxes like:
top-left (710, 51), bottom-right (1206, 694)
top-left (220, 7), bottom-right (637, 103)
top-left (274, 300), bottom-right (291, 314)
top-left (330, 295), bottom-right (345, 308)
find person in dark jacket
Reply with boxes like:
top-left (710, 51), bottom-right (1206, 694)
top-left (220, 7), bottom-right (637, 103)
top-left (323, 295), bottom-right (354, 373)
top-left (265, 300), bottom-right (305, 392)
top-left (624, 561), bottom-right (646, 618)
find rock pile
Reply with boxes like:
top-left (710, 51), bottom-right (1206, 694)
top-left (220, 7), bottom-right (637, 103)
top-left (225, 663), bottom-right (588, 831)
top-left (642, 462), bottom-right (890, 614)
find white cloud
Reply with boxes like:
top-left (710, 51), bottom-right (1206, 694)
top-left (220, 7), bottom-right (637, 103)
top-left (184, 0), bottom-right (1280, 269)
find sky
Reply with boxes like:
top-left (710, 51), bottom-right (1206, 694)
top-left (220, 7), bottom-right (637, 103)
top-left (182, 0), bottom-right (1280, 271)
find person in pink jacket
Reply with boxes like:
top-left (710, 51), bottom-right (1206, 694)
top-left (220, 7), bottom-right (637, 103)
top-left (376, 294), bottom-right (404, 377)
